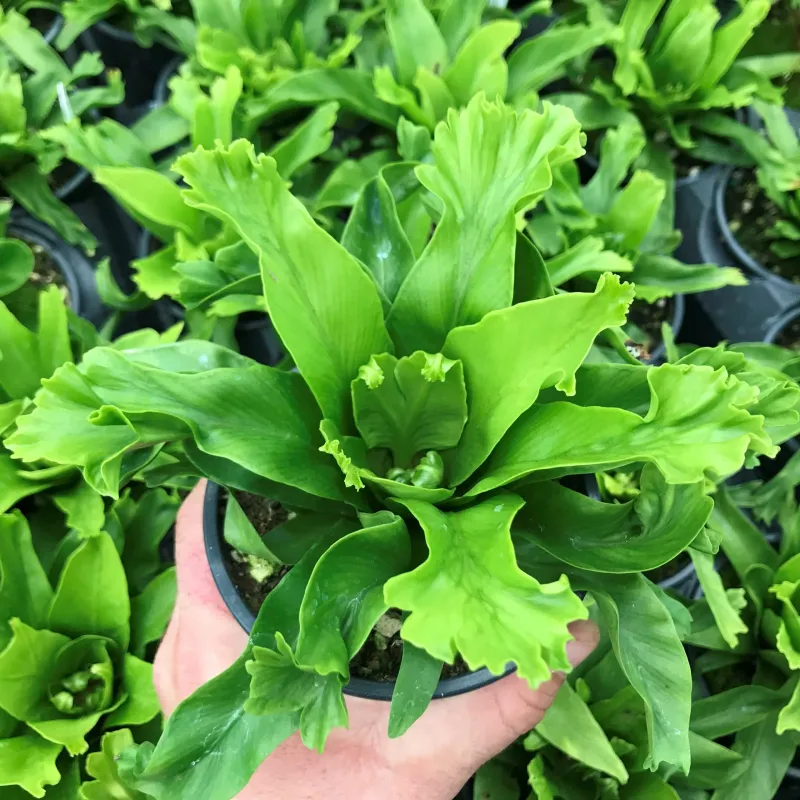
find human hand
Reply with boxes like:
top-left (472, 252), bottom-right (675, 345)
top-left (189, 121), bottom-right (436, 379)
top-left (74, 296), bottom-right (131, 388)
top-left (154, 481), bottom-right (599, 800)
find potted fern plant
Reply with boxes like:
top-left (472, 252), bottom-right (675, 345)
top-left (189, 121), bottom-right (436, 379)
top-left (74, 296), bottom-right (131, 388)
top-left (8, 96), bottom-right (794, 800)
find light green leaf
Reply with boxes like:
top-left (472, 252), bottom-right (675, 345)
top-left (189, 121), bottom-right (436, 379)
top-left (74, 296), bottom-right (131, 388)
top-left (536, 681), bottom-right (628, 783)
top-left (351, 351), bottom-right (467, 468)
top-left (51, 480), bottom-right (105, 537)
top-left (131, 245), bottom-right (182, 301)
top-left (341, 170), bottom-right (416, 303)
top-left (5, 167), bottom-right (96, 255)
top-left (470, 363), bottom-right (771, 495)
top-left (48, 532), bottom-right (130, 651)
top-left (0, 618), bottom-right (69, 721)
top-left (689, 548), bottom-right (748, 649)
top-left (589, 572), bottom-right (691, 773)
top-left (223, 494), bottom-right (279, 563)
top-left (116, 487), bottom-right (180, 594)
top-left (191, 66), bottom-right (242, 151)
top-left (709, 485), bottom-right (779, 582)
top-left (772, 580), bottom-right (800, 669)
top-left (544, 238), bottom-right (633, 288)
top-left (582, 119), bottom-right (646, 215)
top-left (601, 170), bottom-right (665, 252)
top-left (388, 640), bottom-right (443, 738)
top-left (508, 20), bottom-right (615, 98)
top-left (514, 464), bottom-right (711, 572)
top-left (130, 568), bottom-right (176, 659)
top-left (268, 101), bottom-right (338, 180)
top-left (690, 685), bottom-right (787, 739)
top-left (0, 288), bottom-right (69, 401)
top-left (445, 273), bottom-right (634, 486)
top-left (0, 511), bottom-right (53, 649)
top-left (81, 728), bottom-right (147, 800)
top-left (389, 95), bottom-right (583, 354)
top-left (245, 634), bottom-right (347, 752)
top-left (0, 238), bottom-right (33, 297)
top-left (29, 712), bottom-right (102, 758)
top-left (632, 255), bottom-right (747, 302)
top-left (386, 0), bottom-right (449, 86)
top-left (246, 69), bottom-right (400, 131)
top-left (294, 511), bottom-right (411, 676)
top-left (8, 346), bottom-right (357, 507)
top-left (711, 712), bottom-right (795, 800)
top-left (443, 20), bottom-right (520, 107)
top-left (384, 495), bottom-right (587, 687)
top-left (777, 679), bottom-right (800, 735)
top-left (0, 735), bottom-right (62, 798)
top-left (105, 655), bottom-right (159, 728)
top-left (699, 0), bottom-right (772, 92)
top-left (93, 167), bottom-right (203, 243)
top-left (175, 139), bottom-right (392, 428)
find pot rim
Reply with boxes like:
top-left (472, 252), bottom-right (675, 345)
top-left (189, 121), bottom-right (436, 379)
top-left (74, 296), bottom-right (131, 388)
top-left (153, 54), bottom-right (183, 106)
top-left (763, 304), bottom-right (800, 346)
top-left (94, 19), bottom-right (138, 43)
top-left (714, 165), bottom-right (800, 293)
top-left (202, 481), bottom-right (516, 701)
top-left (41, 11), bottom-right (64, 45)
top-left (8, 216), bottom-right (84, 315)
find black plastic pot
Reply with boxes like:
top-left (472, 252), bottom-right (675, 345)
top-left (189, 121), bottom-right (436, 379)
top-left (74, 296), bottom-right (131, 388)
top-left (80, 21), bottom-right (175, 107)
top-left (8, 214), bottom-right (106, 325)
top-left (672, 165), bottom-right (724, 265)
top-left (35, 11), bottom-right (63, 44)
top-left (583, 475), bottom-right (698, 595)
top-left (203, 481), bottom-right (515, 701)
top-left (715, 166), bottom-right (800, 297)
top-left (765, 305), bottom-right (800, 350)
top-left (695, 199), bottom-right (794, 343)
top-left (153, 54), bottom-right (182, 106)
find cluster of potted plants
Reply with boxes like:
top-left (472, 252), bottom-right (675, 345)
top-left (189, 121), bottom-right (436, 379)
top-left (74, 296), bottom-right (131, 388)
top-left (2, 0), bottom-right (800, 798)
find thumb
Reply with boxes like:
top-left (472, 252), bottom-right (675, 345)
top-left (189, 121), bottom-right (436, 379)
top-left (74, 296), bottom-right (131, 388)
top-left (447, 620), bottom-right (600, 770)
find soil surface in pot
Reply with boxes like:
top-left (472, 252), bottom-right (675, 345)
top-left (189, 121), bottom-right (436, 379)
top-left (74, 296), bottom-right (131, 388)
top-left (775, 316), bottom-right (800, 351)
top-left (625, 297), bottom-right (673, 361)
top-left (724, 167), bottom-right (797, 284)
top-left (222, 491), bottom-right (469, 682)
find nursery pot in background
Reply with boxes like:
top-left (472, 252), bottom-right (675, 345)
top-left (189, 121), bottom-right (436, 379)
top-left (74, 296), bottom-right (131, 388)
top-left (153, 55), bottom-right (183, 106)
top-left (765, 305), bottom-right (800, 351)
top-left (696, 201), bottom-right (795, 343)
top-left (715, 166), bottom-right (800, 295)
top-left (8, 214), bottom-right (106, 325)
top-left (80, 22), bottom-right (175, 107)
top-left (202, 482), bottom-right (515, 702)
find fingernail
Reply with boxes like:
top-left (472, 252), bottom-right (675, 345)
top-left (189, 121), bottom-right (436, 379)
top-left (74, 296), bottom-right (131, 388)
top-left (566, 620), bottom-right (600, 667)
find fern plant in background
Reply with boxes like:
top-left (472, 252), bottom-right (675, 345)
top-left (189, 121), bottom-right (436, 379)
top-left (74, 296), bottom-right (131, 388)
top-left (0, 9), bottom-right (123, 253)
top-left (526, 116), bottom-right (747, 302)
top-left (56, 0), bottom-right (197, 54)
top-left (554, 0), bottom-right (798, 174)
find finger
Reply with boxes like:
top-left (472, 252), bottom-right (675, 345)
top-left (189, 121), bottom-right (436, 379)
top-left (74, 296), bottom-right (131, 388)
top-left (173, 479), bottom-right (229, 612)
top-left (378, 620), bottom-right (600, 773)
top-left (154, 480), bottom-right (248, 713)
top-left (452, 619), bottom-right (600, 767)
